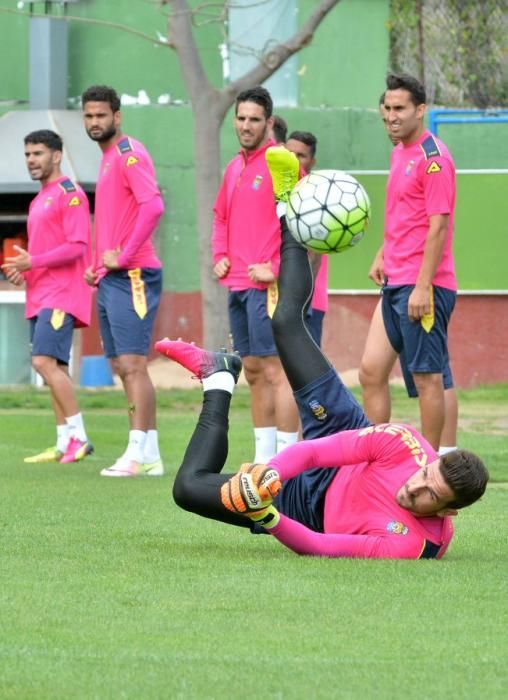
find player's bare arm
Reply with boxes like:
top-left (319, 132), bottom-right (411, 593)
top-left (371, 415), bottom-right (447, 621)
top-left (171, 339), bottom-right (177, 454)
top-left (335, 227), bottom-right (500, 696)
top-left (102, 247), bottom-right (122, 270)
top-left (84, 265), bottom-right (98, 286)
top-left (368, 245), bottom-right (385, 286)
top-left (213, 256), bottom-right (230, 279)
top-left (408, 214), bottom-right (449, 320)
top-left (3, 244), bottom-right (32, 272)
top-left (247, 262), bottom-right (275, 283)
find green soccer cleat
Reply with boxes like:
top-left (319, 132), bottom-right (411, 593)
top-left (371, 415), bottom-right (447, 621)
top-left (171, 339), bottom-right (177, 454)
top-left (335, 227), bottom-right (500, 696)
top-left (100, 457), bottom-right (164, 477)
top-left (24, 446), bottom-right (64, 464)
top-left (265, 146), bottom-right (300, 202)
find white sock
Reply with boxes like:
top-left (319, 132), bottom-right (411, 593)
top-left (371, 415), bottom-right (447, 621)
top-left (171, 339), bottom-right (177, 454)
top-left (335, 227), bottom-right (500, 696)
top-left (144, 429), bottom-right (161, 464)
top-left (254, 427), bottom-right (277, 463)
top-left (202, 372), bottom-right (235, 394)
top-left (277, 430), bottom-right (299, 453)
top-left (66, 413), bottom-right (87, 442)
top-left (124, 430), bottom-right (147, 463)
top-left (439, 445), bottom-right (458, 456)
top-left (56, 424), bottom-right (70, 453)
top-left (276, 202), bottom-right (287, 217)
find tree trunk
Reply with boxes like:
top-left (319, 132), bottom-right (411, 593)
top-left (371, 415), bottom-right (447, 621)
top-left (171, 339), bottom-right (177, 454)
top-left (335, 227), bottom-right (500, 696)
top-left (193, 90), bottom-right (230, 349)
top-left (167, 0), bottom-right (342, 348)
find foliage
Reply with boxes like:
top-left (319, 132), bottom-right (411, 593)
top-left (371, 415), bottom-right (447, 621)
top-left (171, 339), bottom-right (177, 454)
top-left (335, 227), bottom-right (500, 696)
top-left (389, 0), bottom-right (508, 107)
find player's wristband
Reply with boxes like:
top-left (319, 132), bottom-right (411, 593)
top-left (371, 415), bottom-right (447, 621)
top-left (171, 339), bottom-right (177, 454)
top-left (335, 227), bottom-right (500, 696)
top-left (249, 505), bottom-right (280, 530)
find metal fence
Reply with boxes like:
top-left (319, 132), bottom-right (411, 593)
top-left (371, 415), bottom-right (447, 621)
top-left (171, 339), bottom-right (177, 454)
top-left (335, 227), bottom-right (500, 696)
top-left (389, 0), bottom-right (508, 107)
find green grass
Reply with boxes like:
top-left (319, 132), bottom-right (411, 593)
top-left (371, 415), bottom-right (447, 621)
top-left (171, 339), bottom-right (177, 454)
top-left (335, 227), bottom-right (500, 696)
top-left (0, 384), bottom-right (507, 699)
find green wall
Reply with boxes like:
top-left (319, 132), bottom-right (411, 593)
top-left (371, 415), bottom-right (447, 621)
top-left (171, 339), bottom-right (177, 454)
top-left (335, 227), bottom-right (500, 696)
top-left (327, 172), bottom-right (508, 290)
top-left (298, 0), bottom-right (391, 109)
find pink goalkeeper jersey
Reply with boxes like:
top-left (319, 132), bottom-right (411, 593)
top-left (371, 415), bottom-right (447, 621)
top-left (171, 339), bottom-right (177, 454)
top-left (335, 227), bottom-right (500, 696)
top-left (384, 131), bottom-right (457, 291)
top-left (268, 423), bottom-right (453, 559)
top-left (212, 140), bottom-right (281, 290)
top-left (94, 135), bottom-right (162, 274)
top-left (25, 177), bottom-right (92, 327)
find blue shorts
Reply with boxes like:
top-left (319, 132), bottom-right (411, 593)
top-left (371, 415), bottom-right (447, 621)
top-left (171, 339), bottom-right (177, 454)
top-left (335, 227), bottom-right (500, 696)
top-left (228, 289), bottom-right (277, 357)
top-left (382, 285), bottom-right (455, 392)
top-left (305, 308), bottom-right (325, 347)
top-left (30, 308), bottom-right (75, 364)
top-left (254, 368), bottom-right (371, 533)
top-left (97, 268), bottom-right (162, 358)
top-left (399, 349), bottom-right (453, 398)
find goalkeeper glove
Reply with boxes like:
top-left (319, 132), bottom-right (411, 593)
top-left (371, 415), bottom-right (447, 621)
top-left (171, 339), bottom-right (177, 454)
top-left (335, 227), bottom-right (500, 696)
top-left (248, 504), bottom-right (280, 529)
top-left (221, 463), bottom-right (281, 516)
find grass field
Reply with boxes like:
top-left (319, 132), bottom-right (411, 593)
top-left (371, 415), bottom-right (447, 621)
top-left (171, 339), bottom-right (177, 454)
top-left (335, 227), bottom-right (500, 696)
top-left (0, 384), bottom-right (507, 699)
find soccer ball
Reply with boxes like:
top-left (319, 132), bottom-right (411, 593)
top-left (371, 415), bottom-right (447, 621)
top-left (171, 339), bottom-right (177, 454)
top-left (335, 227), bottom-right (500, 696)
top-left (286, 170), bottom-right (371, 253)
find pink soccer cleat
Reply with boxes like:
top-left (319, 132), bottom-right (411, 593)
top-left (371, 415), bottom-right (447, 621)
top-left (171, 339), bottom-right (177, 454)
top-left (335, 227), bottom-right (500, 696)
top-left (60, 437), bottom-right (94, 464)
top-left (154, 339), bottom-right (242, 383)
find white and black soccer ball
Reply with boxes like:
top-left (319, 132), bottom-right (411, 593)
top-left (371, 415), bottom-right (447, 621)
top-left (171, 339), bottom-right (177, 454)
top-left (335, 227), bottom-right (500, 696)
top-left (286, 170), bottom-right (371, 254)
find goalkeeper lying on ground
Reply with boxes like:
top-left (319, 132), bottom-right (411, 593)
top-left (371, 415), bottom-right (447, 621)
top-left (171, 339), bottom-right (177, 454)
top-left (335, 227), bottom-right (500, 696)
top-left (155, 223), bottom-right (488, 560)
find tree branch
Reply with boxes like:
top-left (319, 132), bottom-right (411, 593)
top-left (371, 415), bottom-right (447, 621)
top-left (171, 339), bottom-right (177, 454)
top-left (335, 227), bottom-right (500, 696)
top-left (226, 0), bottom-right (341, 95)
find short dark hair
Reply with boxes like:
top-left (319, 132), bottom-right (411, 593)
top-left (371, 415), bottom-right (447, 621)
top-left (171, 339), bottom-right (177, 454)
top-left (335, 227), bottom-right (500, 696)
top-left (288, 130), bottom-right (318, 157)
top-left (272, 115), bottom-right (288, 143)
top-left (24, 129), bottom-right (62, 152)
top-left (440, 450), bottom-right (489, 509)
top-left (81, 85), bottom-right (121, 112)
top-left (386, 73), bottom-right (426, 106)
top-left (379, 91), bottom-right (386, 106)
top-left (235, 86), bottom-right (273, 118)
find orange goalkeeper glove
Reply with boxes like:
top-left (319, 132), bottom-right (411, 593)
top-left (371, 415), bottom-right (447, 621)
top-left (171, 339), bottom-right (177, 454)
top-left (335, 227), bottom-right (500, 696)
top-left (221, 463), bottom-right (281, 517)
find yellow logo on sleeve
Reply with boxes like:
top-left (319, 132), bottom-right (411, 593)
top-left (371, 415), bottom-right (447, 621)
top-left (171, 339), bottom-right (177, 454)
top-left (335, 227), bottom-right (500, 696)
top-left (68, 196), bottom-right (81, 207)
top-left (426, 161), bottom-right (441, 174)
top-left (126, 156), bottom-right (139, 167)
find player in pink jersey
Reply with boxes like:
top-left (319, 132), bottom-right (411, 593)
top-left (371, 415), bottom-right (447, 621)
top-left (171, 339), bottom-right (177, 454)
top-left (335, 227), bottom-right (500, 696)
top-left (212, 87), bottom-right (299, 463)
top-left (82, 85), bottom-right (164, 477)
top-left (360, 74), bottom-right (459, 452)
top-left (286, 130), bottom-right (329, 346)
top-left (360, 93), bottom-right (459, 457)
top-left (155, 216), bottom-right (488, 559)
top-left (2, 130), bottom-right (93, 464)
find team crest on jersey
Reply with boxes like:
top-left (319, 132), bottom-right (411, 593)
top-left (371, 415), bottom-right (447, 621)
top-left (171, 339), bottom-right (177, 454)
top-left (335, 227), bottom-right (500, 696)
top-left (68, 196), bottom-right (81, 207)
top-left (309, 399), bottom-right (327, 421)
top-left (251, 175), bottom-right (263, 190)
top-left (405, 159), bottom-right (415, 176)
top-left (426, 161), bottom-right (441, 174)
top-left (386, 520), bottom-right (409, 536)
top-left (44, 197), bottom-right (53, 208)
top-left (126, 155), bottom-right (139, 167)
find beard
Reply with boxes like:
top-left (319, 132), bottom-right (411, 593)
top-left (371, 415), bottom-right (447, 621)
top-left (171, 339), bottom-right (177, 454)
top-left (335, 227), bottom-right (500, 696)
top-left (86, 124), bottom-right (117, 143)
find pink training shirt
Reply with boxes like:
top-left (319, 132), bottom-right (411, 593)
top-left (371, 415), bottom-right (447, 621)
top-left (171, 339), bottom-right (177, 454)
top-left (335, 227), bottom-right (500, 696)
top-left (268, 423), bottom-right (453, 559)
top-left (212, 140), bottom-right (281, 291)
top-left (24, 176), bottom-right (92, 328)
top-left (311, 255), bottom-right (329, 312)
top-left (94, 136), bottom-right (162, 274)
top-left (384, 130), bottom-right (457, 291)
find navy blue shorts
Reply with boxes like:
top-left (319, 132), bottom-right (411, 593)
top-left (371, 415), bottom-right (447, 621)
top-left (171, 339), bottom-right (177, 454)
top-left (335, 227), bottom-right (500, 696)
top-left (382, 285), bottom-right (456, 392)
top-left (228, 288), bottom-right (277, 357)
top-left (30, 308), bottom-right (75, 364)
top-left (305, 308), bottom-right (325, 347)
top-left (97, 268), bottom-right (162, 358)
top-left (399, 349), bottom-right (453, 398)
top-left (254, 368), bottom-right (371, 533)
